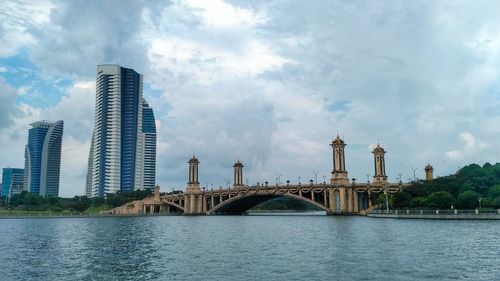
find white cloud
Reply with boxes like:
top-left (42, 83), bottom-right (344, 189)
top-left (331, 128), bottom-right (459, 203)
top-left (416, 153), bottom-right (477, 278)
top-left (0, 1), bottom-right (52, 56)
top-left (148, 36), bottom-right (291, 86)
top-left (446, 132), bottom-right (486, 162)
top-left (183, 0), bottom-right (267, 28)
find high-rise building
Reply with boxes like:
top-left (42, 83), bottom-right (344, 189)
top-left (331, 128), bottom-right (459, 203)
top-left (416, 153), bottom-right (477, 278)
top-left (86, 64), bottom-right (156, 197)
top-left (2, 168), bottom-right (24, 199)
top-left (23, 120), bottom-right (64, 196)
top-left (141, 100), bottom-right (157, 190)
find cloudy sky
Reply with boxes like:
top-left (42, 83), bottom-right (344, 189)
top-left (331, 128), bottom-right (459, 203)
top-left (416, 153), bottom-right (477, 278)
top-left (1, 0), bottom-right (500, 197)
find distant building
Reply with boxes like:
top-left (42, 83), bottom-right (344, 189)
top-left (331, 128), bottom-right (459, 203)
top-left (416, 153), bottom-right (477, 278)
top-left (141, 100), bottom-right (157, 190)
top-left (2, 168), bottom-right (24, 199)
top-left (23, 120), bottom-right (64, 196)
top-left (86, 64), bottom-right (156, 197)
top-left (425, 164), bottom-right (434, 181)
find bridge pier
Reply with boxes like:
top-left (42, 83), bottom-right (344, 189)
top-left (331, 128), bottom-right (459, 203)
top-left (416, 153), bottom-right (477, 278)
top-left (353, 190), bottom-right (359, 213)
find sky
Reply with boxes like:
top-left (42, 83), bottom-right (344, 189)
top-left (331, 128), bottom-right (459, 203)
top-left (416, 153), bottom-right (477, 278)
top-left (1, 0), bottom-right (500, 197)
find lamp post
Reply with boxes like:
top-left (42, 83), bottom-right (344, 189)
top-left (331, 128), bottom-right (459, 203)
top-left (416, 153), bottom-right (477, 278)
top-left (275, 174), bottom-right (282, 186)
top-left (385, 186), bottom-right (389, 214)
top-left (313, 170), bottom-right (319, 184)
top-left (410, 167), bottom-right (417, 182)
top-left (478, 197), bottom-right (482, 209)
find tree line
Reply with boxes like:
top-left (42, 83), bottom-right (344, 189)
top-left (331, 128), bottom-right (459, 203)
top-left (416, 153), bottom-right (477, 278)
top-left (0, 189), bottom-right (153, 212)
top-left (388, 163), bottom-right (500, 209)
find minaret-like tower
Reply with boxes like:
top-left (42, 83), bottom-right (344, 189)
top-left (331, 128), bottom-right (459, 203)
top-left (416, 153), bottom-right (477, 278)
top-left (330, 135), bottom-right (349, 185)
top-left (372, 143), bottom-right (387, 184)
top-left (187, 155), bottom-right (200, 191)
top-left (186, 155), bottom-right (202, 214)
top-left (425, 163), bottom-right (434, 181)
top-left (233, 160), bottom-right (244, 187)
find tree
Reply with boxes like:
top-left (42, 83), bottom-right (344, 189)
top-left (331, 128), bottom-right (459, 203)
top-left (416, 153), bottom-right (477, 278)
top-left (458, 183), bottom-right (474, 194)
top-left (23, 192), bottom-right (39, 206)
top-left (410, 197), bottom-right (426, 208)
top-left (492, 197), bottom-right (500, 209)
top-left (393, 192), bottom-right (411, 209)
top-left (457, 190), bottom-right (481, 209)
top-left (488, 184), bottom-right (500, 199)
top-left (405, 184), bottom-right (428, 197)
top-left (425, 192), bottom-right (455, 209)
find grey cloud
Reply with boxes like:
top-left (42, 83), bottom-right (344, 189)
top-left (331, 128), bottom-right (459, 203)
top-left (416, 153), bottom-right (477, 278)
top-left (156, 81), bottom-right (278, 187)
top-left (246, 1), bottom-right (500, 178)
top-left (29, 0), bottom-right (153, 78)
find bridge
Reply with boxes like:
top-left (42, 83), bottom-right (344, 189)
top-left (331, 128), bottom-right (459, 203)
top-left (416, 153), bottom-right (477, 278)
top-left (110, 136), bottom-right (419, 216)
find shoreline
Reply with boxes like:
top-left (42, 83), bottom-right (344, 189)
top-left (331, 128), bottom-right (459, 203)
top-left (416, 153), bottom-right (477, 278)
top-left (0, 213), bottom-right (182, 219)
top-left (367, 212), bottom-right (500, 220)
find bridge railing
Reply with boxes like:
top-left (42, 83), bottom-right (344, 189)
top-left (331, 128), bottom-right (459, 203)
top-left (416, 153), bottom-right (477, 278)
top-left (161, 182), bottom-right (404, 197)
top-left (369, 209), bottom-right (500, 215)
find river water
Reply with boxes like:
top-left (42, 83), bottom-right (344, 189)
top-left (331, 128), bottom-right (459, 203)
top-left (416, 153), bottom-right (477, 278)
top-left (0, 216), bottom-right (498, 280)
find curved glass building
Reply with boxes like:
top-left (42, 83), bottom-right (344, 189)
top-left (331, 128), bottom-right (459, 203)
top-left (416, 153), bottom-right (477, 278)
top-left (23, 120), bottom-right (64, 196)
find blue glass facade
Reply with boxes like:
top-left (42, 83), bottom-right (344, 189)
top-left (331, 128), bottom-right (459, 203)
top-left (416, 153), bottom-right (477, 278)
top-left (97, 75), bottom-right (111, 197)
top-left (120, 68), bottom-right (141, 193)
top-left (142, 102), bottom-right (157, 190)
top-left (26, 126), bottom-right (48, 195)
top-left (24, 121), bottom-right (64, 196)
top-left (142, 104), bottom-right (156, 134)
top-left (2, 168), bottom-right (24, 198)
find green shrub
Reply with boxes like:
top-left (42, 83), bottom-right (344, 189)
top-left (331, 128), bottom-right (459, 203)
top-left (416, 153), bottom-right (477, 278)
top-left (457, 190), bottom-right (481, 209)
top-left (425, 191), bottom-right (455, 209)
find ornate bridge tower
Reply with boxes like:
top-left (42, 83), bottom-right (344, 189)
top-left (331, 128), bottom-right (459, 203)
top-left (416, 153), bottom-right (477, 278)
top-left (233, 160), bottom-right (244, 187)
top-left (330, 135), bottom-right (349, 185)
top-left (425, 163), bottom-right (434, 181)
top-left (185, 155), bottom-right (203, 214)
top-left (372, 144), bottom-right (387, 184)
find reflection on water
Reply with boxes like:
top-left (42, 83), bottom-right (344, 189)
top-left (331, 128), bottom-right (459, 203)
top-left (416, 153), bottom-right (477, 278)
top-left (0, 216), bottom-right (499, 280)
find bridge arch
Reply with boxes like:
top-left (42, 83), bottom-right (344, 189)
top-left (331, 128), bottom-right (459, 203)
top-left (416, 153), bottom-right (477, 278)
top-left (159, 200), bottom-right (185, 212)
top-left (207, 192), bottom-right (330, 215)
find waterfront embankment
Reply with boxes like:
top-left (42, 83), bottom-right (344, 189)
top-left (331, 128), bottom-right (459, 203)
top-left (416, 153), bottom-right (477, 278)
top-left (368, 209), bottom-right (500, 220)
top-left (0, 211), bottom-right (179, 219)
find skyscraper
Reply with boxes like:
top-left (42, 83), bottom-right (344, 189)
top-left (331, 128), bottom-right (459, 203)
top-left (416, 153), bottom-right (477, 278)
top-left (23, 120), bottom-right (64, 196)
top-left (141, 100), bottom-right (157, 190)
top-left (86, 64), bottom-right (156, 197)
top-left (2, 168), bottom-right (24, 199)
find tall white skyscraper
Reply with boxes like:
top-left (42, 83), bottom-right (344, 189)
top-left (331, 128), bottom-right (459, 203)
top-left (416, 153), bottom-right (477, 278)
top-left (86, 64), bottom-right (156, 197)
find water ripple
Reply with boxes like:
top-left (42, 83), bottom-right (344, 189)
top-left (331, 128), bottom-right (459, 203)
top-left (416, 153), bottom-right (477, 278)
top-left (0, 216), bottom-right (498, 280)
